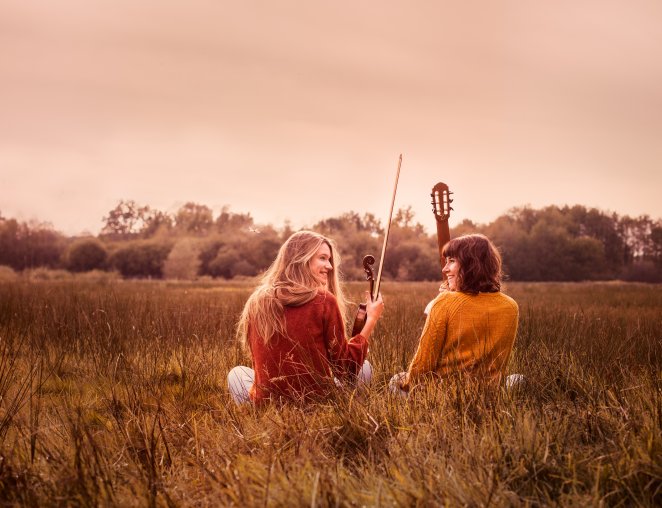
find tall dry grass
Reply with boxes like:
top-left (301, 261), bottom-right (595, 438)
top-left (0, 279), bottom-right (660, 506)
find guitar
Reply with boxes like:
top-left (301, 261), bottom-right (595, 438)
top-left (431, 182), bottom-right (453, 281)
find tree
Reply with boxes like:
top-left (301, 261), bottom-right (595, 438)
top-left (651, 224), bottom-right (662, 267)
top-left (175, 202), bottom-right (213, 235)
top-left (619, 215), bottom-right (653, 264)
top-left (66, 238), bottom-right (108, 272)
top-left (314, 211), bottom-right (383, 236)
top-left (569, 206), bottom-right (624, 275)
top-left (393, 206), bottom-right (416, 228)
top-left (215, 207), bottom-right (254, 232)
top-left (451, 219), bottom-right (480, 238)
top-left (312, 212), bottom-right (383, 280)
top-left (0, 217), bottom-right (65, 270)
top-left (109, 241), bottom-right (173, 278)
top-left (197, 227), bottom-right (281, 279)
top-left (102, 200), bottom-right (148, 237)
top-left (208, 246), bottom-right (247, 278)
top-left (141, 210), bottom-right (173, 238)
top-left (101, 200), bottom-right (173, 239)
top-left (163, 238), bottom-right (203, 280)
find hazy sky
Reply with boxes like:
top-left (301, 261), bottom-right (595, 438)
top-left (2, 0), bottom-right (661, 235)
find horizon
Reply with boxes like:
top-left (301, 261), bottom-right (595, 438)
top-left (2, 197), bottom-right (656, 239)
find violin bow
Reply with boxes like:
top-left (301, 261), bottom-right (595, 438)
top-left (372, 154), bottom-right (402, 300)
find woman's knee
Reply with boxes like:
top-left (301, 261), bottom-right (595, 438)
top-left (227, 366), bottom-right (255, 404)
top-left (505, 373), bottom-right (526, 391)
top-left (358, 360), bottom-right (372, 385)
top-left (389, 371), bottom-right (408, 398)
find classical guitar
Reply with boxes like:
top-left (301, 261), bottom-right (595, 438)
top-left (431, 182), bottom-right (453, 280)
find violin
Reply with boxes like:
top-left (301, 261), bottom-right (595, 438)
top-left (351, 255), bottom-right (375, 336)
top-left (351, 154), bottom-right (402, 336)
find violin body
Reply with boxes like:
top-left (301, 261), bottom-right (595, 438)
top-left (351, 255), bottom-right (375, 336)
top-left (351, 304), bottom-right (367, 337)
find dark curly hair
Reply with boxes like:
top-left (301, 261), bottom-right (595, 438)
top-left (442, 234), bottom-right (502, 294)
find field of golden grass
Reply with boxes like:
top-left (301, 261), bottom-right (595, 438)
top-left (0, 279), bottom-right (660, 506)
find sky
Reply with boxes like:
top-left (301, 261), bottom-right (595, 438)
top-left (1, 0), bottom-right (661, 236)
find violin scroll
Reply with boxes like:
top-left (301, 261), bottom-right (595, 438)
top-left (352, 254), bottom-right (375, 336)
top-left (362, 254), bottom-right (375, 300)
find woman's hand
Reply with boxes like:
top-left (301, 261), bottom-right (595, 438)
top-left (359, 291), bottom-right (384, 339)
top-left (424, 281), bottom-right (447, 315)
top-left (366, 291), bottom-right (384, 321)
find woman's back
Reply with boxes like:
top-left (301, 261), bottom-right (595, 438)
top-left (411, 290), bottom-right (519, 384)
top-left (248, 290), bottom-right (368, 402)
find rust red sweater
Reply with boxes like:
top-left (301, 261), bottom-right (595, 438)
top-left (248, 290), bottom-right (368, 403)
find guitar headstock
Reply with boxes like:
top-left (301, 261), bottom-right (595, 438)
top-left (431, 182), bottom-right (453, 222)
top-left (362, 254), bottom-right (375, 281)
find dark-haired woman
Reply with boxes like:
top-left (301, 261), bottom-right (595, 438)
top-left (391, 234), bottom-right (519, 394)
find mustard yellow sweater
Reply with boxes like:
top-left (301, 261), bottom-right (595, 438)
top-left (405, 290), bottom-right (519, 388)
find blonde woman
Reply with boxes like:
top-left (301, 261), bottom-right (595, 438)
top-left (228, 230), bottom-right (384, 404)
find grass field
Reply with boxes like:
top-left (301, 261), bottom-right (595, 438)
top-left (0, 279), bottom-right (660, 506)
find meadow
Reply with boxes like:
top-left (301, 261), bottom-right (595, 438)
top-left (0, 278), bottom-right (660, 506)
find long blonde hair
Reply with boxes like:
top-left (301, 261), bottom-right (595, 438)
top-left (236, 230), bottom-right (347, 348)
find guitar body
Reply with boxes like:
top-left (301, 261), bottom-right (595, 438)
top-left (431, 182), bottom-right (453, 279)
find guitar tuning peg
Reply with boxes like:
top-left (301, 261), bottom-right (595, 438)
top-left (449, 198), bottom-right (454, 203)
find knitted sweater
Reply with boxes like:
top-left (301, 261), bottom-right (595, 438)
top-left (248, 289), bottom-right (368, 403)
top-left (405, 290), bottom-right (519, 388)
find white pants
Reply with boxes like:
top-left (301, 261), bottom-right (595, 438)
top-left (388, 371), bottom-right (526, 397)
top-left (227, 360), bottom-right (373, 405)
top-left (504, 373), bottom-right (526, 390)
top-left (389, 372), bottom-right (409, 397)
top-left (227, 365), bottom-right (256, 404)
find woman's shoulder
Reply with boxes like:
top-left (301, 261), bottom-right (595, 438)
top-left (313, 288), bottom-right (338, 305)
top-left (497, 292), bottom-right (519, 313)
top-left (436, 290), bottom-right (469, 304)
top-left (498, 291), bottom-right (517, 305)
top-left (428, 290), bottom-right (464, 315)
top-left (477, 291), bottom-right (519, 313)
top-left (437, 290), bottom-right (517, 309)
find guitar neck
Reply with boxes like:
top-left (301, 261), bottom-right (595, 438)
top-left (436, 219), bottom-right (450, 277)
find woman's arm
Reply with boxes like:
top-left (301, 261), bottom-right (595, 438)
top-left (325, 292), bottom-right (383, 379)
top-left (358, 291), bottom-right (384, 339)
top-left (401, 301), bottom-right (448, 390)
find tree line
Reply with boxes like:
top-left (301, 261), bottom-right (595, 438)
top-left (1, 200), bottom-right (660, 282)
